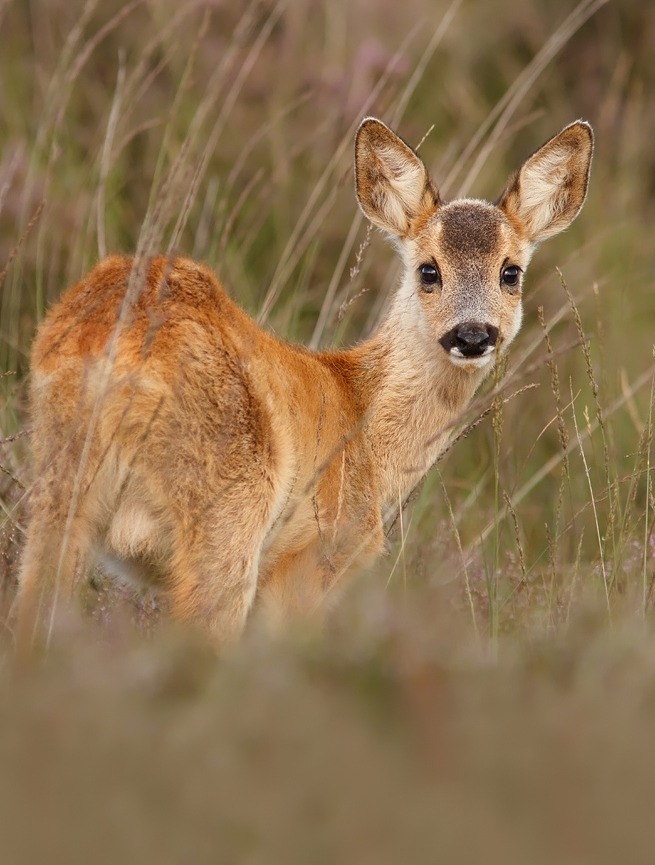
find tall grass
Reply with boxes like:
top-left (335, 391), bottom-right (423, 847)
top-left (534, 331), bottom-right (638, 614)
top-left (1, 0), bottom-right (655, 859)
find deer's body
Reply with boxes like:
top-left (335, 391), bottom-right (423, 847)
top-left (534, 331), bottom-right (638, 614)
top-left (16, 118), bottom-right (593, 646)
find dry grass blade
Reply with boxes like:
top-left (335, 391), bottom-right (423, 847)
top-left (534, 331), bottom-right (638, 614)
top-left (0, 202), bottom-right (45, 292)
top-left (258, 22), bottom-right (424, 322)
top-left (464, 365), bottom-right (655, 566)
top-left (570, 386), bottom-right (611, 618)
top-left (448, 0), bottom-right (609, 197)
top-left (96, 52), bottom-right (126, 260)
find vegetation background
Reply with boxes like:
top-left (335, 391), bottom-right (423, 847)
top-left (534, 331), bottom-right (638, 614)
top-left (1, 0), bottom-right (655, 861)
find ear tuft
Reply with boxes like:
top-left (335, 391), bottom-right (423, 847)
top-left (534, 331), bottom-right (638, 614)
top-left (498, 121), bottom-right (594, 244)
top-left (355, 118), bottom-right (438, 237)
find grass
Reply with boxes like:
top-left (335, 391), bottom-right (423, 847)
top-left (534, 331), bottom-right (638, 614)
top-left (2, 0), bottom-right (655, 860)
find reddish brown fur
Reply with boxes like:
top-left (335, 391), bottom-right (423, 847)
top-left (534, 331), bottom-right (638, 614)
top-left (15, 118), bottom-right (593, 648)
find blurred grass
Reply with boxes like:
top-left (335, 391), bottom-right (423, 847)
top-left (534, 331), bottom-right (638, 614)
top-left (1, 0), bottom-right (655, 860)
top-left (5, 607), bottom-right (655, 863)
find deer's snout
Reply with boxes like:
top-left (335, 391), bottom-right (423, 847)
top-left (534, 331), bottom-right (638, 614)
top-left (439, 322), bottom-right (499, 359)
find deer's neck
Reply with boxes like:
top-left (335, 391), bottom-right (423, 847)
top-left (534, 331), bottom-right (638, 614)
top-left (345, 299), bottom-right (489, 508)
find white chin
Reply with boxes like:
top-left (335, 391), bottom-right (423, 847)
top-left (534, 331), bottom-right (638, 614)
top-left (447, 350), bottom-right (495, 369)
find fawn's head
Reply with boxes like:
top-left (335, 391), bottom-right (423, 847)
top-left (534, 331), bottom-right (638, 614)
top-left (355, 118), bottom-right (593, 369)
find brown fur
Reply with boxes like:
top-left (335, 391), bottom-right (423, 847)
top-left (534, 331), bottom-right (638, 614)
top-left (15, 118), bottom-right (593, 648)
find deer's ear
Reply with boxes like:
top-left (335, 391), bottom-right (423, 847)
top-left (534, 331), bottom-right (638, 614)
top-left (355, 118), bottom-right (439, 238)
top-left (498, 121), bottom-right (593, 244)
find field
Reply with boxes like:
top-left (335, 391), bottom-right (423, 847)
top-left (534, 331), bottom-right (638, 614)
top-left (1, 0), bottom-right (655, 860)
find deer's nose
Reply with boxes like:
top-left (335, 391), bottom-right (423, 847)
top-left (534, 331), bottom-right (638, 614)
top-left (440, 322), bottom-right (499, 358)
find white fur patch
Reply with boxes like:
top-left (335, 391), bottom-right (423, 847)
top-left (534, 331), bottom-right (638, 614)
top-left (107, 504), bottom-right (160, 558)
top-left (447, 348), bottom-right (496, 369)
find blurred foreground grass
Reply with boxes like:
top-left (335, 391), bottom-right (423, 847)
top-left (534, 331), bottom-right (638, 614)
top-left (4, 605), bottom-right (655, 864)
top-left (1, 0), bottom-right (655, 860)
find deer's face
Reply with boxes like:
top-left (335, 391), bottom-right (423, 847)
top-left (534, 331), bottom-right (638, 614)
top-left (405, 200), bottom-right (530, 369)
top-left (354, 116), bottom-right (593, 372)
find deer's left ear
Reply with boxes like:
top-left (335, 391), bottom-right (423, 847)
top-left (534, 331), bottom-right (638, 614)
top-left (355, 118), bottom-right (439, 238)
top-left (498, 121), bottom-right (594, 244)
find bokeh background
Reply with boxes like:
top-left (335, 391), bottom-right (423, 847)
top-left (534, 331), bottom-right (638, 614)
top-left (1, 0), bottom-right (655, 861)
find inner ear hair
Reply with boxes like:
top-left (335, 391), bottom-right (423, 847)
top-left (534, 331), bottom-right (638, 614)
top-left (355, 118), bottom-right (439, 237)
top-left (498, 121), bottom-right (593, 244)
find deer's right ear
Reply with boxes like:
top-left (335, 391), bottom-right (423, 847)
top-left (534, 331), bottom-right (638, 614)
top-left (355, 118), bottom-right (439, 238)
top-left (498, 121), bottom-right (594, 244)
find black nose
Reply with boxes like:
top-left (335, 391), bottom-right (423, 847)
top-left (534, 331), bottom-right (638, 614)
top-left (439, 322), bottom-right (499, 358)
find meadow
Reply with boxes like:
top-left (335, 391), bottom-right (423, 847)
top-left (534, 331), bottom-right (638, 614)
top-left (1, 0), bottom-right (655, 860)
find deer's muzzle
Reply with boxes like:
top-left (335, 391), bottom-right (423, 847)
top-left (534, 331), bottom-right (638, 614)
top-left (439, 322), bottom-right (499, 359)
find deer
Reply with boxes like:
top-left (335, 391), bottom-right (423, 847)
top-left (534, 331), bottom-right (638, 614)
top-left (15, 117), bottom-right (593, 649)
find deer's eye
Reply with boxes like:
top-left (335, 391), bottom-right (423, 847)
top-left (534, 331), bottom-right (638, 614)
top-left (419, 262), bottom-right (441, 292)
top-left (501, 264), bottom-right (522, 290)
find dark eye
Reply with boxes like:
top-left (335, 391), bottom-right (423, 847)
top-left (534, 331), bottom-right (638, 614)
top-left (501, 265), bottom-right (522, 289)
top-left (419, 262), bottom-right (441, 291)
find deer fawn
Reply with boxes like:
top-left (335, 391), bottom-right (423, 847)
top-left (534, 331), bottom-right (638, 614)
top-left (15, 117), bottom-right (593, 647)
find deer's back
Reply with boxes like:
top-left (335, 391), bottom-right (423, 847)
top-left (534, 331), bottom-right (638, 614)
top-left (32, 255), bottom-right (254, 371)
top-left (28, 256), bottom-right (378, 567)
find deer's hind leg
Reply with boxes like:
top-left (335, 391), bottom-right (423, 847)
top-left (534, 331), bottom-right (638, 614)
top-left (13, 363), bottom-right (115, 653)
top-left (100, 462), bottom-right (278, 647)
top-left (14, 457), bottom-right (104, 653)
top-left (164, 484), bottom-right (278, 647)
top-left (146, 348), bottom-right (291, 647)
